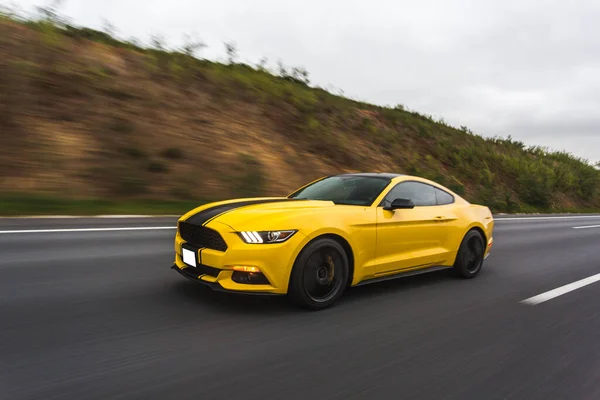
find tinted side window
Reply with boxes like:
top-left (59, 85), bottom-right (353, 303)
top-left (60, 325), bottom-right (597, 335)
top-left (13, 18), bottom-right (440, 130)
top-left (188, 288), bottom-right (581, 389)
top-left (435, 188), bottom-right (454, 205)
top-left (383, 182), bottom-right (436, 207)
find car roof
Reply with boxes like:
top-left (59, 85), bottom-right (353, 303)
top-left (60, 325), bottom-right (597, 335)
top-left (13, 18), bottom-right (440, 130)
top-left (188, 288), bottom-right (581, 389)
top-left (335, 172), bottom-right (404, 179)
top-left (326, 172), bottom-right (466, 203)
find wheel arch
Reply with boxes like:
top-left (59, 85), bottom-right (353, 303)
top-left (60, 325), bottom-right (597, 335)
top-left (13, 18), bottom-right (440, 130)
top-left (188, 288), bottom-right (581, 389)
top-left (289, 233), bottom-right (355, 290)
top-left (451, 224), bottom-right (487, 265)
top-left (468, 225), bottom-right (487, 244)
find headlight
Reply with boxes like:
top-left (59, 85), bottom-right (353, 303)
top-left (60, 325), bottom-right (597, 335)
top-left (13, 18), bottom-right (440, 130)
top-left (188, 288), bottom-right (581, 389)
top-left (238, 230), bottom-right (297, 244)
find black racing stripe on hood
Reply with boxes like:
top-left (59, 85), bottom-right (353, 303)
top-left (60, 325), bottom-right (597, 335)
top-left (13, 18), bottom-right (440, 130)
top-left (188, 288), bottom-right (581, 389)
top-left (185, 199), bottom-right (300, 226)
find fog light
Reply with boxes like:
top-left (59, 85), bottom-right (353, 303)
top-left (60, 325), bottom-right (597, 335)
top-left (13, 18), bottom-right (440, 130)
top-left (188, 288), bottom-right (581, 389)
top-left (232, 265), bottom-right (261, 273)
top-left (231, 270), bottom-right (270, 285)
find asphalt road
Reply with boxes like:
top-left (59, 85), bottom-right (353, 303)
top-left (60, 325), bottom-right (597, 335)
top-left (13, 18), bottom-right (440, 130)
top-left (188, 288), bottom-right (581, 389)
top-left (1, 215), bottom-right (600, 400)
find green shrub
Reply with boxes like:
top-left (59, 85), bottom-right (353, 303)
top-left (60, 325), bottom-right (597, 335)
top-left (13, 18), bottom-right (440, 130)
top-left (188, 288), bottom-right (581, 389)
top-left (449, 183), bottom-right (466, 196)
top-left (517, 163), bottom-right (554, 208)
top-left (169, 186), bottom-right (192, 199)
top-left (361, 118), bottom-right (377, 135)
top-left (114, 176), bottom-right (149, 196)
top-left (304, 116), bottom-right (321, 133)
top-left (109, 118), bottom-right (135, 134)
top-left (101, 86), bottom-right (139, 101)
top-left (147, 161), bottom-right (169, 173)
top-left (417, 125), bottom-right (430, 138)
top-left (121, 146), bottom-right (147, 159)
top-left (160, 147), bottom-right (184, 160)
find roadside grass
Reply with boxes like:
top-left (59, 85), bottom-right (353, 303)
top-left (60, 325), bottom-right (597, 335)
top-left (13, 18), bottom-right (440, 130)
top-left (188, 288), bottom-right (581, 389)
top-left (2, 193), bottom-right (597, 217)
top-left (0, 194), bottom-right (210, 217)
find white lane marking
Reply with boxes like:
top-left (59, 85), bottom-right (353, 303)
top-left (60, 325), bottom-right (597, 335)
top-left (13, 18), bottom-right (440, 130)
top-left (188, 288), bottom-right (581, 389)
top-left (94, 215), bottom-right (154, 218)
top-left (0, 215), bottom-right (180, 219)
top-left (0, 227), bottom-right (176, 234)
top-left (572, 225), bottom-right (600, 230)
top-left (495, 216), bottom-right (600, 221)
top-left (521, 273), bottom-right (600, 305)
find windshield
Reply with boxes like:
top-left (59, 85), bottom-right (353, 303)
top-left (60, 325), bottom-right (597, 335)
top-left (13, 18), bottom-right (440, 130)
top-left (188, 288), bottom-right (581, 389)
top-left (289, 176), bottom-right (391, 206)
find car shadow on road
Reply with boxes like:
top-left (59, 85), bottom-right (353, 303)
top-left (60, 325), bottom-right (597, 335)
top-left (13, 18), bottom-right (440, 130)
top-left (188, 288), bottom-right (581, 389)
top-left (169, 280), bottom-right (296, 315)
top-left (167, 268), bottom-right (460, 315)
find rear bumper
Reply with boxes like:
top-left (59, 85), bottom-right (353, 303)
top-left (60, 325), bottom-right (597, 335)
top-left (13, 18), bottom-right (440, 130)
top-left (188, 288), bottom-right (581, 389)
top-left (171, 264), bottom-right (281, 296)
top-left (484, 236), bottom-right (493, 258)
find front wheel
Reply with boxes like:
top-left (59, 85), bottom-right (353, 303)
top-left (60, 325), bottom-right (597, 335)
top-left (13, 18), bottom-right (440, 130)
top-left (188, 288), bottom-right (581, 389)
top-left (453, 230), bottom-right (485, 279)
top-left (288, 238), bottom-right (349, 310)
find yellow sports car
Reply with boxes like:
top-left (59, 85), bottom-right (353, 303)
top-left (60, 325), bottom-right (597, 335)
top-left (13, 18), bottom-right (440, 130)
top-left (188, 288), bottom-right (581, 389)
top-left (171, 173), bottom-right (494, 309)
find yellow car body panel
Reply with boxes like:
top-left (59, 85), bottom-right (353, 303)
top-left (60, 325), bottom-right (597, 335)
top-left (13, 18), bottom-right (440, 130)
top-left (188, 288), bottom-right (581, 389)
top-left (172, 174), bottom-right (494, 295)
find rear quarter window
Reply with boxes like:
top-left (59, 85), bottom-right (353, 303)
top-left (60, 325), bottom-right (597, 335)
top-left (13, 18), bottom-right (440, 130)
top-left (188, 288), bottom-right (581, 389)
top-left (435, 188), bottom-right (454, 205)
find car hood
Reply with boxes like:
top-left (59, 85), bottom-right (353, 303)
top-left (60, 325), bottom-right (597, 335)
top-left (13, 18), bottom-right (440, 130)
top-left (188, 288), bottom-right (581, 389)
top-left (183, 197), bottom-right (335, 231)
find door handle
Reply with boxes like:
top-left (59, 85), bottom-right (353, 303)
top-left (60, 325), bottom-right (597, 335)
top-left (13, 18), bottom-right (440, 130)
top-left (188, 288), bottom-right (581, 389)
top-left (434, 216), bottom-right (447, 222)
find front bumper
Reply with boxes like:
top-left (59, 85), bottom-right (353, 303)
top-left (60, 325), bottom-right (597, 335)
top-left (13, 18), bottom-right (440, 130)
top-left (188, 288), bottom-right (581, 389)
top-left (170, 265), bottom-right (281, 295)
top-left (172, 220), bottom-right (307, 294)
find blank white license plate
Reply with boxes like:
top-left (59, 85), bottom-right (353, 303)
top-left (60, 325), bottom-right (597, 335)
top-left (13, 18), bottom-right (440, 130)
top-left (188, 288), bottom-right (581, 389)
top-left (182, 248), bottom-right (197, 267)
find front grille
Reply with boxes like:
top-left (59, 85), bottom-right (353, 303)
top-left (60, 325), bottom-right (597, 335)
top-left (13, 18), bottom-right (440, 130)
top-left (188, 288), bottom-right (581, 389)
top-left (179, 221), bottom-right (228, 252)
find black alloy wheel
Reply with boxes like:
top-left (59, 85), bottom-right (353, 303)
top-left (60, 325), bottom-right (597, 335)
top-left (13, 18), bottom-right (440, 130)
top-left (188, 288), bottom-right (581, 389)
top-left (289, 238), bottom-right (349, 310)
top-left (454, 230), bottom-right (485, 278)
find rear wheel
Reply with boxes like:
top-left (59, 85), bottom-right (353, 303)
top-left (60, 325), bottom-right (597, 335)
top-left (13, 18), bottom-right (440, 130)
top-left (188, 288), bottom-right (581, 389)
top-left (288, 238), bottom-right (349, 310)
top-left (453, 230), bottom-right (485, 279)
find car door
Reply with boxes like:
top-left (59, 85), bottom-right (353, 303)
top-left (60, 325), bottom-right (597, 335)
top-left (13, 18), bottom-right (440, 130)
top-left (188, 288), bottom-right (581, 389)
top-left (375, 181), bottom-right (452, 275)
top-left (432, 185), bottom-right (459, 252)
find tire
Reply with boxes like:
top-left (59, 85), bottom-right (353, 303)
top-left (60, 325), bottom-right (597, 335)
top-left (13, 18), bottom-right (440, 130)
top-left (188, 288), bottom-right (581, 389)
top-left (288, 238), bottom-right (350, 310)
top-left (453, 230), bottom-right (485, 279)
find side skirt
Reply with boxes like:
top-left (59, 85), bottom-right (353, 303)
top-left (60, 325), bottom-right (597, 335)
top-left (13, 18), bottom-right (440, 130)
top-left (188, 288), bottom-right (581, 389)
top-left (354, 265), bottom-right (453, 287)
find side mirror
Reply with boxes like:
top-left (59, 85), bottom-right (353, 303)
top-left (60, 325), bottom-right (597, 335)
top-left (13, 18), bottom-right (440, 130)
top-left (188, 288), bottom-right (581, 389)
top-left (383, 198), bottom-right (415, 211)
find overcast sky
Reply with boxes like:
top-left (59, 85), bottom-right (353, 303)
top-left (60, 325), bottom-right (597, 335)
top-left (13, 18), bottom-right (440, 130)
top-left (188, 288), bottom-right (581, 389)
top-left (8, 0), bottom-right (600, 164)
